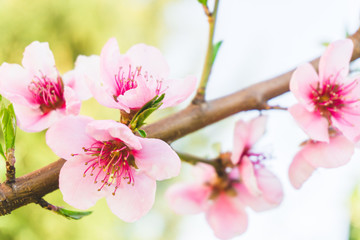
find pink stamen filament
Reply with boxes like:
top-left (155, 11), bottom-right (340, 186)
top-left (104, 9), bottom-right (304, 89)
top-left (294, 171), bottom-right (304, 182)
top-left (80, 140), bottom-right (136, 195)
top-left (113, 64), bottom-right (166, 100)
top-left (28, 75), bottom-right (65, 114)
top-left (310, 78), bottom-right (359, 122)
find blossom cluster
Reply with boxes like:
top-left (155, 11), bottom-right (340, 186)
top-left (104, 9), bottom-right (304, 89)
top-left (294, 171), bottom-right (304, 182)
top-left (0, 39), bottom-right (196, 221)
top-left (166, 116), bottom-right (284, 239)
top-left (0, 36), bottom-right (358, 240)
top-left (288, 39), bottom-right (359, 189)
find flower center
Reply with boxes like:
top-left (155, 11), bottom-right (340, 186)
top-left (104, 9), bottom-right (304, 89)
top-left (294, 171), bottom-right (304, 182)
top-left (310, 79), bottom-right (358, 121)
top-left (28, 75), bottom-right (65, 114)
top-left (113, 64), bottom-right (165, 101)
top-left (81, 140), bottom-right (137, 195)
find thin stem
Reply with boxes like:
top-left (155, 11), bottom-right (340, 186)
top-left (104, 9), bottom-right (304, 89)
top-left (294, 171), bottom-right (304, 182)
top-left (193, 0), bottom-right (220, 104)
top-left (5, 148), bottom-right (16, 185)
top-left (177, 151), bottom-right (217, 166)
top-left (263, 104), bottom-right (288, 111)
top-left (36, 198), bottom-right (59, 212)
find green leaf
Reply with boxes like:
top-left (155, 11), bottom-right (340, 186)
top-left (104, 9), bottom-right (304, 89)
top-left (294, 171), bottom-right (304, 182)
top-left (0, 103), bottom-right (17, 152)
top-left (211, 40), bottom-right (223, 65)
top-left (0, 144), bottom-right (5, 160)
top-left (321, 42), bottom-right (330, 47)
top-left (129, 94), bottom-right (165, 131)
top-left (57, 208), bottom-right (92, 220)
top-left (137, 129), bottom-right (147, 138)
top-left (197, 0), bottom-right (207, 5)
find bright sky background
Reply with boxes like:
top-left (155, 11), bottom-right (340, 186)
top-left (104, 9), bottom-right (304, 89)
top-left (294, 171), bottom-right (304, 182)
top-left (162, 0), bottom-right (360, 239)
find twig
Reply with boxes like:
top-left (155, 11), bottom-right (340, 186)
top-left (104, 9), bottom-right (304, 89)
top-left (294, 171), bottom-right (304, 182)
top-left (5, 148), bottom-right (15, 185)
top-left (193, 0), bottom-right (220, 104)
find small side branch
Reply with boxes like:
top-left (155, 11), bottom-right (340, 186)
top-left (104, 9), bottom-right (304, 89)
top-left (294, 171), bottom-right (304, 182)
top-left (193, 0), bottom-right (221, 104)
top-left (5, 148), bottom-right (15, 185)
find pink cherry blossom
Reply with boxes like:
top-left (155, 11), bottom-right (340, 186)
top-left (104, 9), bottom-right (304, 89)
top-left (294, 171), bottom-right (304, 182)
top-left (75, 38), bottom-right (197, 112)
top-left (46, 116), bottom-right (181, 222)
top-left (289, 39), bottom-right (360, 143)
top-left (166, 164), bottom-right (248, 240)
top-left (289, 132), bottom-right (354, 189)
top-left (0, 41), bottom-right (89, 132)
top-left (166, 116), bottom-right (283, 239)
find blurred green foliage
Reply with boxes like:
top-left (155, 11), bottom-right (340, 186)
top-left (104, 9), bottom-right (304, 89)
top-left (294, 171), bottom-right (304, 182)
top-left (0, 0), bottom-right (186, 239)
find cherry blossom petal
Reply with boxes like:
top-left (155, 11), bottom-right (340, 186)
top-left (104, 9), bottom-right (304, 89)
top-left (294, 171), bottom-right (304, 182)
top-left (192, 163), bottom-right (217, 183)
top-left (62, 69), bottom-right (92, 101)
top-left (117, 78), bottom-right (154, 109)
top-left (166, 183), bottom-right (211, 214)
top-left (100, 38), bottom-right (126, 90)
top-left (332, 112), bottom-right (360, 143)
top-left (59, 156), bottom-right (108, 209)
top-left (255, 167), bottom-right (283, 206)
top-left (237, 167), bottom-right (283, 212)
top-left (22, 41), bottom-right (57, 79)
top-left (107, 122), bottom-right (142, 150)
top-left (206, 193), bottom-right (248, 240)
top-left (126, 43), bottom-right (170, 78)
top-left (288, 103), bottom-right (329, 142)
top-left (160, 75), bottom-right (197, 108)
top-left (63, 86), bottom-right (81, 115)
top-left (239, 156), bottom-right (261, 196)
top-left (300, 135), bottom-right (354, 168)
top-left (231, 116), bottom-right (267, 164)
top-left (76, 54), bottom-right (127, 110)
top-left (319, 39), bottom-right (353, 83)
top-left (46, 116), bottom-right (94, 159)
top-left (288, 148), bottom-right (316, 189)
top-left (289, 63), bottom-right (319, 110)
top-left (14, 103), bottom-right (63, 132)
top-left (133, 138), bottom-right (180, 180)
top-left (0, 63), bottom-right (34, 105)
top-left (85, 120), bottom-right (122, 142)
top-left (106, 171), bottom-right (156, 222)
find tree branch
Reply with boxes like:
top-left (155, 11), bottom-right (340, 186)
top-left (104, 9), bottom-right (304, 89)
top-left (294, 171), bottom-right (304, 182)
top-left (1, 27), bottom-right (360, 216)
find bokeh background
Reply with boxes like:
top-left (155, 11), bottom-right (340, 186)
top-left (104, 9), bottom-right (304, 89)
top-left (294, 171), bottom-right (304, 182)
top-left (0, 0), bottom-right (360, 239)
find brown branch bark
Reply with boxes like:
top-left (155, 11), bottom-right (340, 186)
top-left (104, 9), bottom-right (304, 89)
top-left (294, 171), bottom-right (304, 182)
top-left (1, 28), bottom-right (360, 216)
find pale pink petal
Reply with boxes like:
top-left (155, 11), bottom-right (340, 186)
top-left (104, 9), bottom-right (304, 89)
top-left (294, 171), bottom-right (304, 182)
top-left (289, 63), bottom-right (319, 110)
top-left (76, 54), bottom-right (127, 110)
top-left (0, 63), bottom-right (34, 105)
top-left (59, 156), bottom-right (108, 209)
top-left (107, 122), bottom-right (142, 150)
top-left (166, 183), bottom-right (211, 214)
top-left (126, 43), bottom-right (170, 78)
top-left (22, 41), bottom-right (57, 79)
top-left (300, 135), bottom-right (354, 168)
top-left (288, 103), bottom-right (329, 142)
top-left (133, 138), bottom-right (181, 180)
top-left (85, 120), bottom-right (120, 141)
top-left (62, 68), bottom-right (92, 100)
top-left (255, 167), bottom-right (283, 206)
top-left (288, 148), bottom-right (316, 189)
top-left (332, 112), bottom-right (360, 143)
top-left (237, 167), bottom-right (283, 212)
top-left (160, 75), bottom-right (197, 108)
top-left (231, 116), bottom-right (267, 164)
top-left (239, 156), bottom-right (261, 196)
top-left (13, 103), bottom-right (64, 132)
top-left (117, 77), bottom-right (154, 109)
top-left (192, 162), bottom-right (217, 183)
top-left (206, 193), bottom-right (248, 240)
top-left (46, 116), bottom-right (94, 159)
top-left (63, 86), bottom-right (81, 115)
top-left (100, 38), bottom-right (132, 92)
top-left (319, 39), bottom-right (353, 82)
top-left (106, 171), bottom-right (156, 222)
